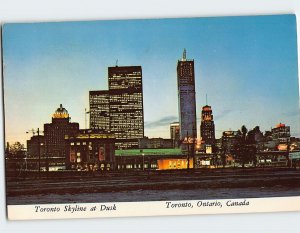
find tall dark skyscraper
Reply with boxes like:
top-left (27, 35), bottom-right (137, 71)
top-left (200, 105), bottom-right (215, 145)
top-left (90, 66), bottom-right (144, 149)
top-left (108, 66), bottom-right (144, 149)
top-left (177, 49), bottom-right (197, 143)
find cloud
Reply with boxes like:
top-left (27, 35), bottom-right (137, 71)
top-left (214, 109), bottom-right (233, 121)
top-left (145, 116), bottom-right (178, 128)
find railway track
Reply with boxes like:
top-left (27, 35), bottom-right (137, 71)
top-left (6, 170), bottom-right (300, 196)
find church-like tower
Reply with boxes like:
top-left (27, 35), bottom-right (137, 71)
top-left (200, 105), bottom-right (215, 145)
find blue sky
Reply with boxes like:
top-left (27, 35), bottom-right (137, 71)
top-left (3, 14), bottom-right (300, 145)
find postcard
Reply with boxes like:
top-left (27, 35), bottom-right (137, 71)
top-left (2, 14), bottom-right (300, 220)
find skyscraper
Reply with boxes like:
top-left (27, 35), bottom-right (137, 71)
top-left (108, 66), bottom-right (144, 149)
top-left (200, 105), bottom-right (215, 145)
top-left (89, 90), bottom-right (110, 132)
top-left (177, 49), bottom-right (197, 145)
top-left (90, 66), bottom-right (144, 149)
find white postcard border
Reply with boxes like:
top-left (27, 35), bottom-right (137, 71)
top-left (7, 196), bottom-right (300, 220)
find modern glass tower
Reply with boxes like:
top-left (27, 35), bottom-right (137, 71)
top-left (89, 65), bottom-right (144, 149)
top-left (177, 49), bottom-right (197, 144)
top-left (89, 90), bottom-right (110, 132)
top-left (108, 66), bottom-right (144, 149)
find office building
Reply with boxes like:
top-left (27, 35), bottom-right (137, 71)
top-left (272, 123), bottom-right (291, 151)
top-left (221, 130), bottom-right (240, 153)
top-left (108, 66), bottom-right (144, 149)
top-left (200, 105), bottom-right (215, 145)
top-left (170, 122), bottom-right (180, 148)
top-left (65, 129), bottom-right (116, 171)
top-left (272, 123), bottom-right (290, 143)
top-left (26, 135), bottom-right (45, 158)
top-left (89, 66), bottom-right (144, 149)
top-left (177, 49), bottom-right (197, 146)
top-left (89, 90), bottom-right (110, 132)
top-left (44, 104), bottom-right (79, 169)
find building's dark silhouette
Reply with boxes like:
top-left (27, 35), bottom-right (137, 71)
top-left (90, 66), bottom-right (144, 149)
top-left (27, 135), bottom-right (45, 158)
top-left (221, 130), bottom-right (240, 153)
top-left (44, 104), bottom-right (79, 170)
top-left (200, 105), bottom-right (215, 145)
top-left (65, 129), bottom-right (116, 171)
top-left (177, 49), bottom-right (197, 147)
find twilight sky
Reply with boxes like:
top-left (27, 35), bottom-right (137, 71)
top-left (3, 14), bottom-right (300, 145)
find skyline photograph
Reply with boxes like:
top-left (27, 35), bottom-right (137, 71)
top-left (3, 14), bottom-right (299, 145)
top-left (3, 14), bottom-right (300, 220)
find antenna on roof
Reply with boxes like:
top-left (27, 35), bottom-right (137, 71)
top-left (116, 59), bottom-right (118, 67)
top-left (182, 48), bottom-right (186, 61)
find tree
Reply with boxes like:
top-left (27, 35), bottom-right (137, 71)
top-left (241, 125), bottom-right (248, 142)
top-left (7, 142), bottom-right (25, 158)
top-left (247, 126), bottom-right (263, 144)
top-left (234, 126), bottom-right (258, 168)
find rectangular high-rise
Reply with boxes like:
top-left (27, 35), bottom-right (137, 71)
top-left (108, 66), bottom-right (144, 149)
top-left (89, 66), bottom-right (144, 149)
top-left (89, 90), bottom-right (110, 132)
top-left (177, 49), bottom-right (197, 143)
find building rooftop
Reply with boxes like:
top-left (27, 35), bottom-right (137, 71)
top-left (202, 105), bottom-right (212, 111)
top-left (115, 148), bottom-right (183, 156)
top-left (276, 123), bottom-right (286, 128)
top-left (53, 104), bottom-right (69, 119)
